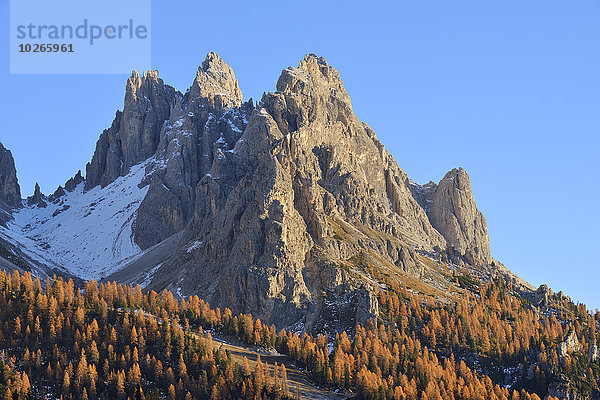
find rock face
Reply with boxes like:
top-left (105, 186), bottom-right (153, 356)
top-left (144, 54), bottom-right (491, 330)
top-left (75, 53), bottom-right (496, 330)
top-left (85, 70), bottom-right (176, 190)
top-left (26, 182), bottom-right (46, 207)
top-left (190, 52), bottom-right (243, 110)
top-left (531, 284), bottom-right (551, 309)
top-left (64, 170), bottom-right (84, 192)
top-left (133, 53), bottom-right (252, 249)
top-left (0, 142), bottom-right (21, 208)
top-left (559, 330), bottom-right (582, 357)
top-left (590, 342), bottom-right (600, 362)
top-left (82, 53), bottom-right (252, 250)
top-left (0, 142), bottom-right (21, 225)
top-left (48, 185), bottom-right (66, 202)
top-left (425, 168), bottom-right (491, 266)
top-left (48, 171), bottom-right (85, 203)
top-left (548, 382), bottom-right (600, 400)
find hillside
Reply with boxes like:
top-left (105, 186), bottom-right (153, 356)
top-left (1, 269), bottom-right (598, 399)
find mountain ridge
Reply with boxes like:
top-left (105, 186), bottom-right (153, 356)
top-left (1, 52), bottom-right (598, 400)
top-left (1, 52), bottom-right (531, 331)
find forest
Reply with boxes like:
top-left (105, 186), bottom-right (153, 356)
top-left (0, 268), bottom-right (598, 399)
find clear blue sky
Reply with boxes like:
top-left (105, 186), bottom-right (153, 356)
top-left (1, 1), bottom-right (598, 310)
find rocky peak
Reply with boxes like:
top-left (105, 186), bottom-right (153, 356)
top-left (427, 167), bottom-right (491, 266)
top-left (120, 69), bottom-right (175, 168)
top-left (409, 180), bottom-right (437, 212)
top-left (85, 69), bottom-right (176, 191)
top-left (189, 52), bottom-right (243, 111)
top-left (27, 182), bottom-right (46, 207)
top-left (277, 54), bottom-right (346, 90)
top-left (48, 185), bottom-right (66, 202)
top-left (132, 53), bottom-right (251, 249)
top-left (531, 284), bottom-right (552, 309)
top-left (125, 70), bottom-right (142, 100)
top-left (73, 54), bottom-right (501, 332)
top-left (264, 54), bottom-right (353, 134)
top-left (125, 70), bottom-right (164, 105)
top-left (64, 170), bottom-right (84, 192)
top-left (0, 142), bottom-right (21, 209)
top-left (48, 170), bottom-right (85, 203)
top-left (143, 54), bottom-right (460, 330)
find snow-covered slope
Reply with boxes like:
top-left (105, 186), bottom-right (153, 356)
top-left (5, 159), bottom-right (152, 280)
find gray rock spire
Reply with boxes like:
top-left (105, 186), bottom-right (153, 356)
top-left (427, 167), bottom-right (491, 266)
top-left (0, 142), bottom-right (21, 208)
top-left (85, 70), bottom-right (177, 190)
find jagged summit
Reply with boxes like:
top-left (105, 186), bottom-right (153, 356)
top-left (26, 182), bottom-right (46, 207)
top-left (1, 53), bottom-right (518, 332)
top-left (85, 67), bottom-right (176, 191)
top-left (266, 53), bottom-right (353, 133)
top-left (190, 52), bottom-right (243, 110)
top-left (64, 170), bottom-right (84, 192)
top-left (139, 53), bottom-right (498, 329)
top-left (85, 53), bottom-right (500, 329)
top-left (427, 167), bottom-right (491, 266)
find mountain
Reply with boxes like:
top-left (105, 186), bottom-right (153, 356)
top-left (0, 53), bottom-right (533, 331)
top-left (1, 53), bottom-right (599, 400)
top-left (136, 53), bottom-right (506, 331)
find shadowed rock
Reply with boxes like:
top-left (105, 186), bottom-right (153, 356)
top-left (0, 142), bottom-right (21, 225)
top-left (0, 142), bottom-right (21, 208)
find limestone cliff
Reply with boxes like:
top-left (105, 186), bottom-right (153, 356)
top-left (0, 142), bottom-right (21, 225)
top-left (0, 142), bottom-right (21, 208)
top-left (78, 53), bottom-right (496, 331)
top-left (144, 54), bottom-right (492, 330)
top-left (133, 53), bottom-right (253, 249)
top-left (423, 167), bottom-right (491, 266)
top-left (85, 70), bottom-right (176, 190)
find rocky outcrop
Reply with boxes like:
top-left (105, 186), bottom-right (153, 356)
top-left (64, 170), bottom-right (84, 192)
top-left (26, 183), bottom-right (46, 208)
top-left (548, 383), bottom-right (600, 400)
top-left (147, 54), bottom-right (464, 330)
top-left (531, 284), bottom-right (551, 309)
top-left (590, 342), bottom-right (600, 362)
top-left (48, 185), bottom-right (66, 202)
top-left (559, 330), bottom-right (582, 357)
top-left (85, 70), bottom-right (176, 190)
top-left (0, 142), bottom-right (21, 226)
top-left (48, 171), bottom-right (85, 203)
top-left (189, 52), bottom-right (243, 111)
top-left (45, 52), bottom-right (497, 331)
top-left (0, 142), bottom-right (21, 208)
top-left (425, 168), bottom-right (491, 266)
top-left (133, 53), bottom-right (252, 249)
top-left (81, 53), bottom-right (253, 251)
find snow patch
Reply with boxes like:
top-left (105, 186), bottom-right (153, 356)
top-left (186, 240), bottom-right (203, 253)
top-left (8, 159), bottom-right (152, 280)
top-left (139, 263), bottom-right (162, 289)
top-left (227, 119), bottom-right (242, 133)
